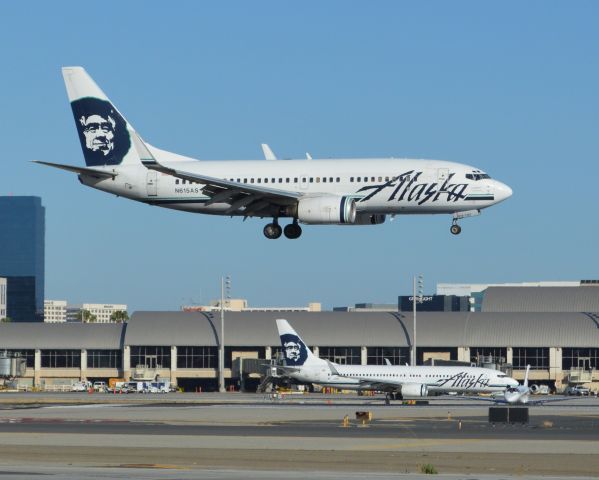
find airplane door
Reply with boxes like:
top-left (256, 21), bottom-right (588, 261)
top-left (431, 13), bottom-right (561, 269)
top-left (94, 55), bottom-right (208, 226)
top-left (146, 171), bottom-right (158, 196)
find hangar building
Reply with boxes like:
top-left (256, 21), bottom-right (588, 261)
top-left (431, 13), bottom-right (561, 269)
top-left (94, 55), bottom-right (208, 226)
top-left (1, 311), bottom-right (598, 392)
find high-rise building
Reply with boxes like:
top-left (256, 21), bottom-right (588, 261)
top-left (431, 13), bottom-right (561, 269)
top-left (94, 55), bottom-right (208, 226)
top-left (0, 277), bottom-right (6, 320)
top-left (0, 197), bottom-right (45, 322)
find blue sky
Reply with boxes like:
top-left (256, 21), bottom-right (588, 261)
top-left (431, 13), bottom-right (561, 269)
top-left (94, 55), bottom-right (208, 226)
top-left (1, 2), bottom-right (598, 311)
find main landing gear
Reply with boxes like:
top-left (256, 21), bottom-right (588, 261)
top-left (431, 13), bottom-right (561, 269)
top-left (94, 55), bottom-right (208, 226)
top-left (264, 219), bottom-right (302, 240)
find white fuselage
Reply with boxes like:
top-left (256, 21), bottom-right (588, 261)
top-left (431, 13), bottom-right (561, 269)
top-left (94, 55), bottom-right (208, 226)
top-left (81, 155), bottom-right (512, 219)
top-left (288, 364), bottom-right (517, 394)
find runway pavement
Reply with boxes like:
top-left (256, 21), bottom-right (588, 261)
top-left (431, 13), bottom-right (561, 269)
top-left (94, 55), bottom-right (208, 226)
top-left (0, 392), bottom-right (598, 478)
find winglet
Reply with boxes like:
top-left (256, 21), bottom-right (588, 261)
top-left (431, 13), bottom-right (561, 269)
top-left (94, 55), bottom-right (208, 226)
top-left (261, 144), bottom-right (277, 161)
top-left (325, 359), bottom-right (341, 376)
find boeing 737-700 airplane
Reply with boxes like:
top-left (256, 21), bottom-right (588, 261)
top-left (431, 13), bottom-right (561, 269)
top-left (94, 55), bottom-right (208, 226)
top-left (36, 67), bottom-right (512, 239)
top-left (276, 319), bottom-right (518, 400)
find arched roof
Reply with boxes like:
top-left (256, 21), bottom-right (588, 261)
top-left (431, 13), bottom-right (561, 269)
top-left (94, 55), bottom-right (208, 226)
top-left (0, 323), bottom-right (124, 349)
top-left (1, 311), bottom-right (598, 349)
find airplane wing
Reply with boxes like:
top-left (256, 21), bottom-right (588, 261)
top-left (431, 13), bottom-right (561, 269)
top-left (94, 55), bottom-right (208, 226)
top-left (33, 160), bottom-right (118, 179)
top-left (135, 135), bottom-right (301, 217)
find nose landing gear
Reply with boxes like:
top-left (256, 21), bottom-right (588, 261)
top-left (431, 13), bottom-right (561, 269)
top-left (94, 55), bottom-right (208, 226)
top-left (450, 209), bottom-right (481, 235)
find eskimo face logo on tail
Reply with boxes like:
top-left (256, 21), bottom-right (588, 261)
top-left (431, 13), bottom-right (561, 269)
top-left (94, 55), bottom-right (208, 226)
top-left (70, 97), bottom-right (131, 166)
top-left (280, 334), bottom-right (308, 366)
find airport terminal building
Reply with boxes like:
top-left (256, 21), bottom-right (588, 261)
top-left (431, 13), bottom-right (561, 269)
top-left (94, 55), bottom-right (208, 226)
top-left (1, 310), bottom-right (599, 392)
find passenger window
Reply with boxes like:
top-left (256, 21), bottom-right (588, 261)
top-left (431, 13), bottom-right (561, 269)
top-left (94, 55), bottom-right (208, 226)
top-left (278, 178), bottom-right (282, 183)
top-left (236, 178), bottom-right (240, 183)
top-left (286, 178), bottom-right (290, 183)
top-left (243, 179), bottom-right (247, 183)
top-left (322, 177), bottom-right (327, 183)
top-left (264, 178), bottom-right (268, 183)
top-left (357, 177), bottom-right (361, 182)
top-left (371, 177), bottom-right (375, 182)
top-left (336, 177), bottom-right (340, 182)
top-left (309, 178), bottom-right (314, 183)
top-left (272, 178), bottom-right (275, 183)
top-left (257, 178), bottom-right (262, 183)
top-left (350, 177), bottom-right (354, 182)
top-left (378, 176), bottom-right (382, 182)
top-left (251, 178), bottom-right (255, 183)
top-left (316, 177), bottom-right (320, 183)
top-left (385, 176), bottom-right (389, 182)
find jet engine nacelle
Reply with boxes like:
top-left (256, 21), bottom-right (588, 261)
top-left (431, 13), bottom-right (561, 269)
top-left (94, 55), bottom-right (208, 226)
top-left (401, 383), bottom-right (428, 397)
top-left (297, 196), bottom-right (357, 225)
top-left (353, 213), bottom-right (386, 225)
top-left (529, 384), bottom-right (539, 394)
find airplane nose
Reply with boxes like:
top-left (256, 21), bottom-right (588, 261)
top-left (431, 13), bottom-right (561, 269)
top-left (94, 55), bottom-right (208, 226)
top-left (494, 181), bottom-right (513, 202)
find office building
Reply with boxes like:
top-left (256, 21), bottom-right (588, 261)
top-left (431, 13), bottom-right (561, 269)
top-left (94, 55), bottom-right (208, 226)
top-left (44, 300), bottom-right (68, 323)
top-left (0, 197), bottom-right (45, 322)
top-left (67, 303), bottom-right (128, 323)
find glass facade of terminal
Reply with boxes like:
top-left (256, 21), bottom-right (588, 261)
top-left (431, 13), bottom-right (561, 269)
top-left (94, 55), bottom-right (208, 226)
top-left (512, 347), bottom-right (549, 370)
top-left (0, 197), bottom-right (45, 322)
top-left (367, 347), bottom-right (409, 365)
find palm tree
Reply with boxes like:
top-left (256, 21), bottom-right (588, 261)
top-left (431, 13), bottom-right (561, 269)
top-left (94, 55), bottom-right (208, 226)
top-left (110, 310), bottom-right (129, 323)
top-left (76, 309), bottom-right (97, 323)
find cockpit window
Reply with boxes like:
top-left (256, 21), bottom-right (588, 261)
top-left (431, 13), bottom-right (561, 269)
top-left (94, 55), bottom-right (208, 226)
top-left (497, 374), bottom-right (506, 378)
top-left (466, 172), bottom-right (491, 181)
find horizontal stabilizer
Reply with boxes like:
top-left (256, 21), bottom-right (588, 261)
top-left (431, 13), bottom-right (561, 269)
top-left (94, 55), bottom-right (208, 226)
top-left (32, 160), bottom-right (117, 179)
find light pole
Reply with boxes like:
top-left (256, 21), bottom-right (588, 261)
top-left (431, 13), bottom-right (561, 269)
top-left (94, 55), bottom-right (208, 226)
top-left (218, 275), bottom-right (231, 393)
top-left (412, 274), bottom-right (424, 366)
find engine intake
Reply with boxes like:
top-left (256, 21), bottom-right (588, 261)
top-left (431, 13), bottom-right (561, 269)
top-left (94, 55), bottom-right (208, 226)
top-left (297, 196), bottom-right (357, 225)
top-left (401, 383), bottom-right (428, 397)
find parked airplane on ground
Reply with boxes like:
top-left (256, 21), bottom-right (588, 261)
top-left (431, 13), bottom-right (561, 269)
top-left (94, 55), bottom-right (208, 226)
top-left (35, 67), bottom-right (512, 239)
top-left (275, 319), bottom-right (518, 399)
top-left (465, 365), bottom-right (581, 405)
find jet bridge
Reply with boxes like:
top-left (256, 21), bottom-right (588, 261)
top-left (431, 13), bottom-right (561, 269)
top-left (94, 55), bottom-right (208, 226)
top-left (0, 351), bottom-right (26, 388)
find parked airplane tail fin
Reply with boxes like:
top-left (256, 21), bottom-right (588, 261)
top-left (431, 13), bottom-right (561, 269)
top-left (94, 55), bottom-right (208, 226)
top-left (62, 66), bottom-right (142, 168)
top-left (523, 364), bottom-right (531, 389)
top-left (276, 319), bottom-right (325, 368)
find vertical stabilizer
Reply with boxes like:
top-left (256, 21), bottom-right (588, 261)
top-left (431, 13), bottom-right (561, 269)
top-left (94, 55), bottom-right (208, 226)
top-left (62, 66), bottom-right (140, 167)
top-left (523, 364), bottom-right (531, 389)
top-left (276, 319), bottom-right (325, 367)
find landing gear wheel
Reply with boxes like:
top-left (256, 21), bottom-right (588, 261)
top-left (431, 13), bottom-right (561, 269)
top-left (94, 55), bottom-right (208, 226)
top-left (263, 222), bottom-right (282, 239)
top-left (284, 222), bottom-right (302, 239)
top-left (450, 224), bottom-right (462, 235)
